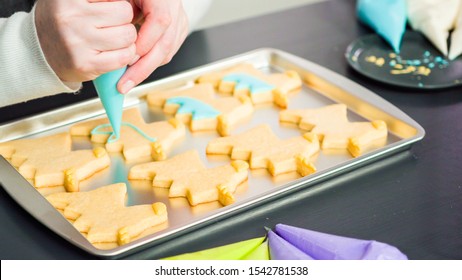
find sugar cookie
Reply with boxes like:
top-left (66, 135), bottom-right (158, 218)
top-left (0, 133), bottom-right (110, 191)
top-left (147, 84), bottom-right (253, 136)
top-left (196, 63), bottom-right (302, 108)
top-left (206, 125), bottom-right (319, 176)
top-left (129, 150), bottom-right (249, 206)
top-left (279, 104), bottom-right (388, 157)
top-left (46, 183), bottom-right (167, 246)
top-left (70, 108), bottom-right (185, 161)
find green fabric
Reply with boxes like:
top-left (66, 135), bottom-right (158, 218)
top-left (163, 237), bottom-right (265, 260)
top-left (241, 240), bottom-right (269, 260)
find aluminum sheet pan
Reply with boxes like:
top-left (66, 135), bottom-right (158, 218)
top-left (0, 49), bottom-right (425, 257)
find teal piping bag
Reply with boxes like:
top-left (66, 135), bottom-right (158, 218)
top-left (92, 67), bottom-right (127, 143)
top-left (357, 0), bottom-right (407, 53)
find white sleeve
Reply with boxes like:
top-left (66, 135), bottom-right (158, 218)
top-left (182, 0), bottom-right (212, 32)
top-left (0, 5), bottom-right (81, 108)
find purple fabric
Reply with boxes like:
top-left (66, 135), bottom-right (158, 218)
top-left (275, 224), bottom-right (408, 260)
top-left (267, 230), bottom-right (314, 260)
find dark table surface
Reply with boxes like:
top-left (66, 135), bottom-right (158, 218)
top-left (1, 0), bottom-right (461, 260)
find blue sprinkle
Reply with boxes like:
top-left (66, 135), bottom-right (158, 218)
top-left (418, 83), bottom-right (424, 87)
top-left (435, 56), bottom-right (443, 62)
top-left (428, 63), bottom-right (435, 68)
top-left (423, 58), bottom-right (430, 63)
top-left (424, 51), bottom-right (431, 57)
top-left (413, 60), bottom-right (421, 65)
top-left (389, 60), bottom-right (396, 67)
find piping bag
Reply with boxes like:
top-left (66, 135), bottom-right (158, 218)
top-left (92, 67), bottom-right (127, 143)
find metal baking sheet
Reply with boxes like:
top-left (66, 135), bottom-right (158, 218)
top-left (0, 48), bottom-right (425, 257)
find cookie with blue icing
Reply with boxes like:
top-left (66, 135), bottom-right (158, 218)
top-left (147, 83), bottom-right (253, 136)
top-left (196, 63), bottom-right (302, 108)
top-left (70, 108), bottom-right (185, 161)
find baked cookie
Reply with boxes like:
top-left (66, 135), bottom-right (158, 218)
top-left (147, 83), bottom-right (253, 136)
top-left (196, 63), bottom-right (302, 108)
top-left (46, 183), bottom-right (167, 246)
top-left (0, 133), bottom-right (110, 192)
top-left (206, 125), bottom-right (319, 177)
top-left (70, 108), bottom-right (185, 161)
top-left (279, 104), bottom-right (388, 157)
top-left (128, 150), bottom-right (249, 206)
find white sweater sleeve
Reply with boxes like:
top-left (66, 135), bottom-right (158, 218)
top-left (0, 5), bottom-right (81, 108)
top-left (0, 1), bottom-right (210, 108)
top-left (182, 0), bottom-right (212, 32)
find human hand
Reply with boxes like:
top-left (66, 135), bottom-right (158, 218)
top-left (35, 0), bottom-right (137, 83)
top-left (117, 0), bottom-right (189, 94)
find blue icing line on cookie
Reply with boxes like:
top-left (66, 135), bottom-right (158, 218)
top-left (91, 122), bottom-right (157, 143)
top-left (166, 96), bottom-right (221, 120)
top-left (222, 73), bottom-right (275, 94)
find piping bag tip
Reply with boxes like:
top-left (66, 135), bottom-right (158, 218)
top-left (92, 67), bottom-right (127, 142)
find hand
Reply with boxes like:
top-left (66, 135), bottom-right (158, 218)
top-left (117, 0), bottom-right (189, 94)
top-left (35, 0), bottom-right (137, 82)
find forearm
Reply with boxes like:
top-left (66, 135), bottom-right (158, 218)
top-left (0, 5), bottom-right (81, 108)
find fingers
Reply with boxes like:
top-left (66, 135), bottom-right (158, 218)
top-left (93, 44), bottom-right (137, 75)
top-left (117, 0), bottom-right (189, 94)
top-left (117, 35), bottom-right (171, 94)
top-left (162, 13), bottom-right (188, 65)
top-left (134, 0), bottom-right (171, 57)
top-left (88, 1), bottom-right (134, 28)
top-left (92, 23), bottom-right (137, 51)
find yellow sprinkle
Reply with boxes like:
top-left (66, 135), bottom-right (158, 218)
top-left (389, 53), bottom-right (397, 58)
top-left (365, 56), bottom-right (377, 63)
top-left (416, 66), bottom-right (431, 76)
top-left (375, 57), bottom-right (385, 67)
top-left (394, 64), bottom-right (404, 69)
top-left (391, 66), bottom-right (416, 75)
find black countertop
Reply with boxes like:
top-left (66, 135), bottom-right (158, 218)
top-left (1, 0), bottom-right (461, 259)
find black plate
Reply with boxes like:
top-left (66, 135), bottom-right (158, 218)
top-left (346, 31), bottom-right (462, 89)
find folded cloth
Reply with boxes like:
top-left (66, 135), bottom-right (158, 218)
top-left (357, 0), bottom-right (407, 53)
